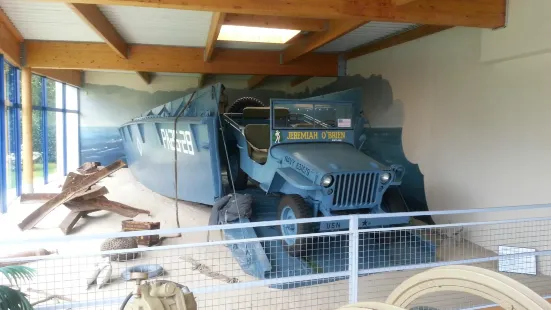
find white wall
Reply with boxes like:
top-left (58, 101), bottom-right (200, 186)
top-left (347, 0), bottom-right (551, 223)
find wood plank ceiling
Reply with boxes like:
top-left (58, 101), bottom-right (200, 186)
top-left (0, 0), bottom-right (506, 88)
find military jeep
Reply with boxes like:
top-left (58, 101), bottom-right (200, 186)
top-left (222, 98), bottom-right (410, 255)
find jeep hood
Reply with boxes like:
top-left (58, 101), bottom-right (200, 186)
top-left (271, 142), bottom-right (387, 175)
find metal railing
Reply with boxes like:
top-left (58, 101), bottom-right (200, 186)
top-left (1, 203), bottom-right (551, 310)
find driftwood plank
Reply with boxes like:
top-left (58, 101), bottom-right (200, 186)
top-left (20, 193), bottom-right (57, 204)
top-left (62, 172), bottom-right (87, 191)
top-left (74, 186), bottom-right (109, 200)
top-left (18, 160), bottom-right (126, 231)
top-left (0, 249), bottom-right (56, 267)
top-left (76, 162), bottom-right (101, 175)
top-left (20, 186), bottom-right (109, 204)
top-left (59, 211), bottom-right (89, 235)
top-left (64, 197), bottom-right (150, 218)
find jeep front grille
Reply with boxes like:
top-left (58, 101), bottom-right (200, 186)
top-left (332, 173), bottom-right (379, 207)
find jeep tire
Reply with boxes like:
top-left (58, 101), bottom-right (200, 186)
top-left (227, 97), bottom-right (264, 113)
top-left (277, 195), bottom-right (315, 257)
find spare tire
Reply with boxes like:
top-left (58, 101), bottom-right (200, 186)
top-left (227, 97), bottom-right (264, 113)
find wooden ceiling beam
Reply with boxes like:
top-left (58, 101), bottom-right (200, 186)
top-left (0, 8), bottom-right (23, 42)
top-left (198, 74), bottom-right (207, 88)
top-left (290, 76), bottom-right (312, 88)
top-left (67, 3), bottom-right (127, 58)
top-left (32, 69), bottom-right (83, 87)
top-left (204, 12), bottom-right (225, 62)
top-left (281, 19), bottom-right (366, 64)
top-left (136, 71), bottom-right (151, 84)
top-left (247, 75), bottom-right (267, 89)
top-left (67, 3), bottom-right (153, 83)
top-left (0, 7), bottom-right (83, 85)
top-left (0, 8), bottom-right (21, 66)
top-left (344, 25), bottom-right (452, 60)
top-left (24, 41), bottom-right (338, 76)
top-left (392, 0), bottom-right (419, 6)
top-left (224, 14), bottom-right (327, 32)
top-left (36, 0), bottom-right (506, 28)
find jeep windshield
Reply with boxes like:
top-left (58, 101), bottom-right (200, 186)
top-left (272, 102), bottom-right (354, 129)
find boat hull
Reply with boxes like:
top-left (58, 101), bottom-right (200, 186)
top-left (119, 85), bottom-right (225, 205)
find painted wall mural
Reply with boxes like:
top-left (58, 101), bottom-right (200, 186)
top-left (80, 84), bottom-right (191, 165)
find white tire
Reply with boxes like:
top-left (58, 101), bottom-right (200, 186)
top-left (335, 302), bottom-right (407, 310)
top-left (386, 265), bottom-right (551, 310)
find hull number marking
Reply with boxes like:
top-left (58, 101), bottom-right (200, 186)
top-left (160, 129), bottom-right (194, 155)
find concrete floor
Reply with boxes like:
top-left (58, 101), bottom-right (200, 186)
top-left (1, 169), bottom-right (551, 310)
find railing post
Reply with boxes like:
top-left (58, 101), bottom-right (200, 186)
top-left (348, 214), bottom-right (359, 304)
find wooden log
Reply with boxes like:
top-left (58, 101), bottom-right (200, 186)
top-left (0, 249), bottom-right (56, 267)
top-left (59, 210), bottom-right (99, 235)
top-left (76, 162), bottom-right (100, 174)
top-left (74, 186), bottom-right (109, 200)
top-left (65, 197), bottom-right (150, 218)
top-left (20, 193), bottom-right (57, 204)
top-left (62, 172), bottom-right (87, 190)
top-left (20, 186), bottom-right (109, 204)
top-left (18, 160), bottom-right (126, 231)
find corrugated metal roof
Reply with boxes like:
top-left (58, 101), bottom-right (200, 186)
top-left (0, 0), bottom-right (103, 41)
top-left (98, 5), bottom-right (212, 46)
top-left (216, 41), bottom-right (287, 51)
top-left (316, 21), bottom-right (418, 52)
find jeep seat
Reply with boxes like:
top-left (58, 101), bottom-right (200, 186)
top-left (244, 124), bottom-right (270, 164)
top-left (243, 107), bottom-right (290, 119)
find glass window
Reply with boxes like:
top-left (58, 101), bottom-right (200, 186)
top-left (32, 110), bottom-right (44, 185)
top-left (66, 112), bottom-right (79, 171)
top-left (272, 102), bottom-right (354, 129)
top-left (55, 82), bottom-right (63, 109)
top-left (46, 79), bottom-right (57, 108)
top-left (47, 111), bottom-right (61, 181)
top-left (66, 85), bottom-right (78, 110)
top-left (5, 64), bottom-right (20, 208)
top-left (6, 107), bottom-right (19, 203)
top-left (32, 75), bottom-right (42, 106)
top-left (1, 68), bottom-right (80, 205)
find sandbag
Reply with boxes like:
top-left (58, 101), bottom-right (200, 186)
top-left (208, 193), bottom-right (252, 225)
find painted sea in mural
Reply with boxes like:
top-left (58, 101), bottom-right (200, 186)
top-left (80, 127), bottom-right (126, 164)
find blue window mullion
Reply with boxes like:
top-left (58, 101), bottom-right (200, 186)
top-left (0, 55), bottom-right (7, 213)
top-left (41, 76), bottom-right (48, 184)
top-left (62, 84), bottom-right (67, 176)
top-left (14, 68), bottom-right (21, 196)
top-left (77, 87), bottom-right (81, 166)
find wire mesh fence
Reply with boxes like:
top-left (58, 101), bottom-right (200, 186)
top-left (1, 205), bottom-right (551, 310)
top-left (356, 214), bottom-right (551, 310)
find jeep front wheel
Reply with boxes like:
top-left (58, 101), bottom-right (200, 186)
top-left (277, 195), bottom-right (315, 257)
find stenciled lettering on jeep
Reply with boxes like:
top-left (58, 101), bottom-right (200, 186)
top-left (160, 128), bottom-right (194, 155)
top-left (285, 131), bottom-right (346, 141)
top-left (323, 131), bottom-right (346, 140)
top-left (284, 155), bottom-right (313, 177)
top-left (284, 156), bottom-right (295, 166)
top-left (295, 162), bottom-right (311, 177)
top-left (287, 131), bottom-right (319, 140)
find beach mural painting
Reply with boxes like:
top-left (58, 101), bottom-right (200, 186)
top-left (79, 84), bottom-right (190, 165)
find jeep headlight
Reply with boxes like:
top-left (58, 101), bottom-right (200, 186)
top-left (321, 175), bottom-right (334, 187)
top-left (380, 173), bottom-right (391, 184)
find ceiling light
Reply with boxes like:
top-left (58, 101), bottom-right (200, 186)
top-left (218, 25), bottom-right (300, 44)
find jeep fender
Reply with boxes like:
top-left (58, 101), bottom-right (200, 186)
top-left (268, 167), bottom-right (321, 193)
